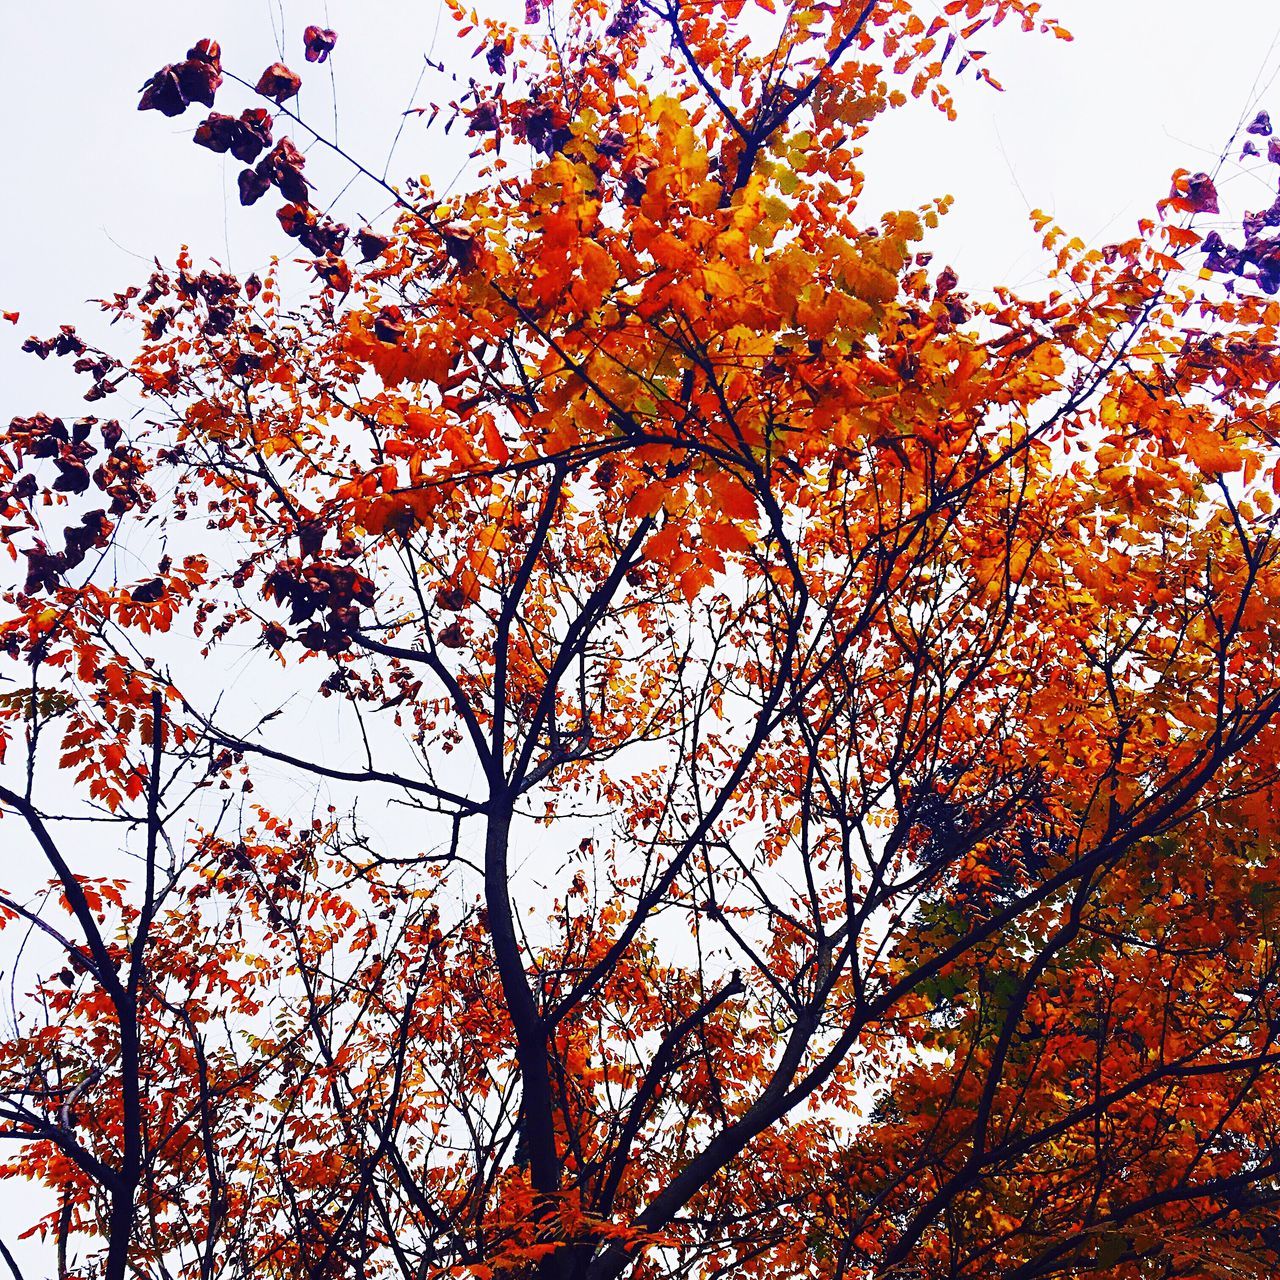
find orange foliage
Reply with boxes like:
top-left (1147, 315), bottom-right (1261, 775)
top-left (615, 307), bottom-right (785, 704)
top-left (4, 4), bottom-right (1280, 1280)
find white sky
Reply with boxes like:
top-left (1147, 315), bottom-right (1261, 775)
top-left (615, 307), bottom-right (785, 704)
top-left (3, 0), bottom-right (1280, 1272)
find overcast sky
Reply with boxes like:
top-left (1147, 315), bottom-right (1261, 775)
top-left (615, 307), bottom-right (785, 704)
top-left (3, 1), bottom-right (1280, 1272)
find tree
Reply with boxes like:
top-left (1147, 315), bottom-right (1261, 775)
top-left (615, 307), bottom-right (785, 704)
top-left (4, 2), bottom-right (1280, 1277)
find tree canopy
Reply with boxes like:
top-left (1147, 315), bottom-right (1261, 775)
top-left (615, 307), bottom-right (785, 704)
top-left (5, 3), bottom-right (1280, 1279)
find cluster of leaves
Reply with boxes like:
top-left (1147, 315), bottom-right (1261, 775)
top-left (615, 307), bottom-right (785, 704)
top-left (137, 28), bottom-right (371, 292)
top-left (1197, 110), bottom-right (1280, 293)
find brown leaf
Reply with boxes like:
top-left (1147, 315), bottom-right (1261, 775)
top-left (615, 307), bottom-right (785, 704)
top-left (372, 306), bottom-right (406, 345)
top-left (297, 520), bottom-right (326, 558)
top-left (303, 25), bottom-right (338, 63)
top-left (231, 109), bottom-right (273, 163)
top-left (260, 138), bottom-right (311, 203)
top-left (277, 203), bottom-right (317, 240)
top-left (238, 166), bottom-right (272, 206)
top-left (436, 582), bottom-right (468, 611)
top-left (130, 578), bottom-right (167, 605)
top-left (53, 459), bottom-right (91, 494)
top-left (1185, 173), bottom-right (1219, 214)
top-left (313, 254), bottom-right (352, 293)
top-left (193, 113), bottom-right (239, 153)
top-left (139, 66), bottom-right (188, 117)
top-left (255, 62), bottom-right (302, 104)
top-left (467, 101), bottom-right (500, 134)
top-left (357, 227), bottom-right (392, 261)
top-left (439, 223), bottom-right (477, 271)
top-left (177, 57), bottom-right (222, 108)
top-left (276, 164), bottom-right (312, 203)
